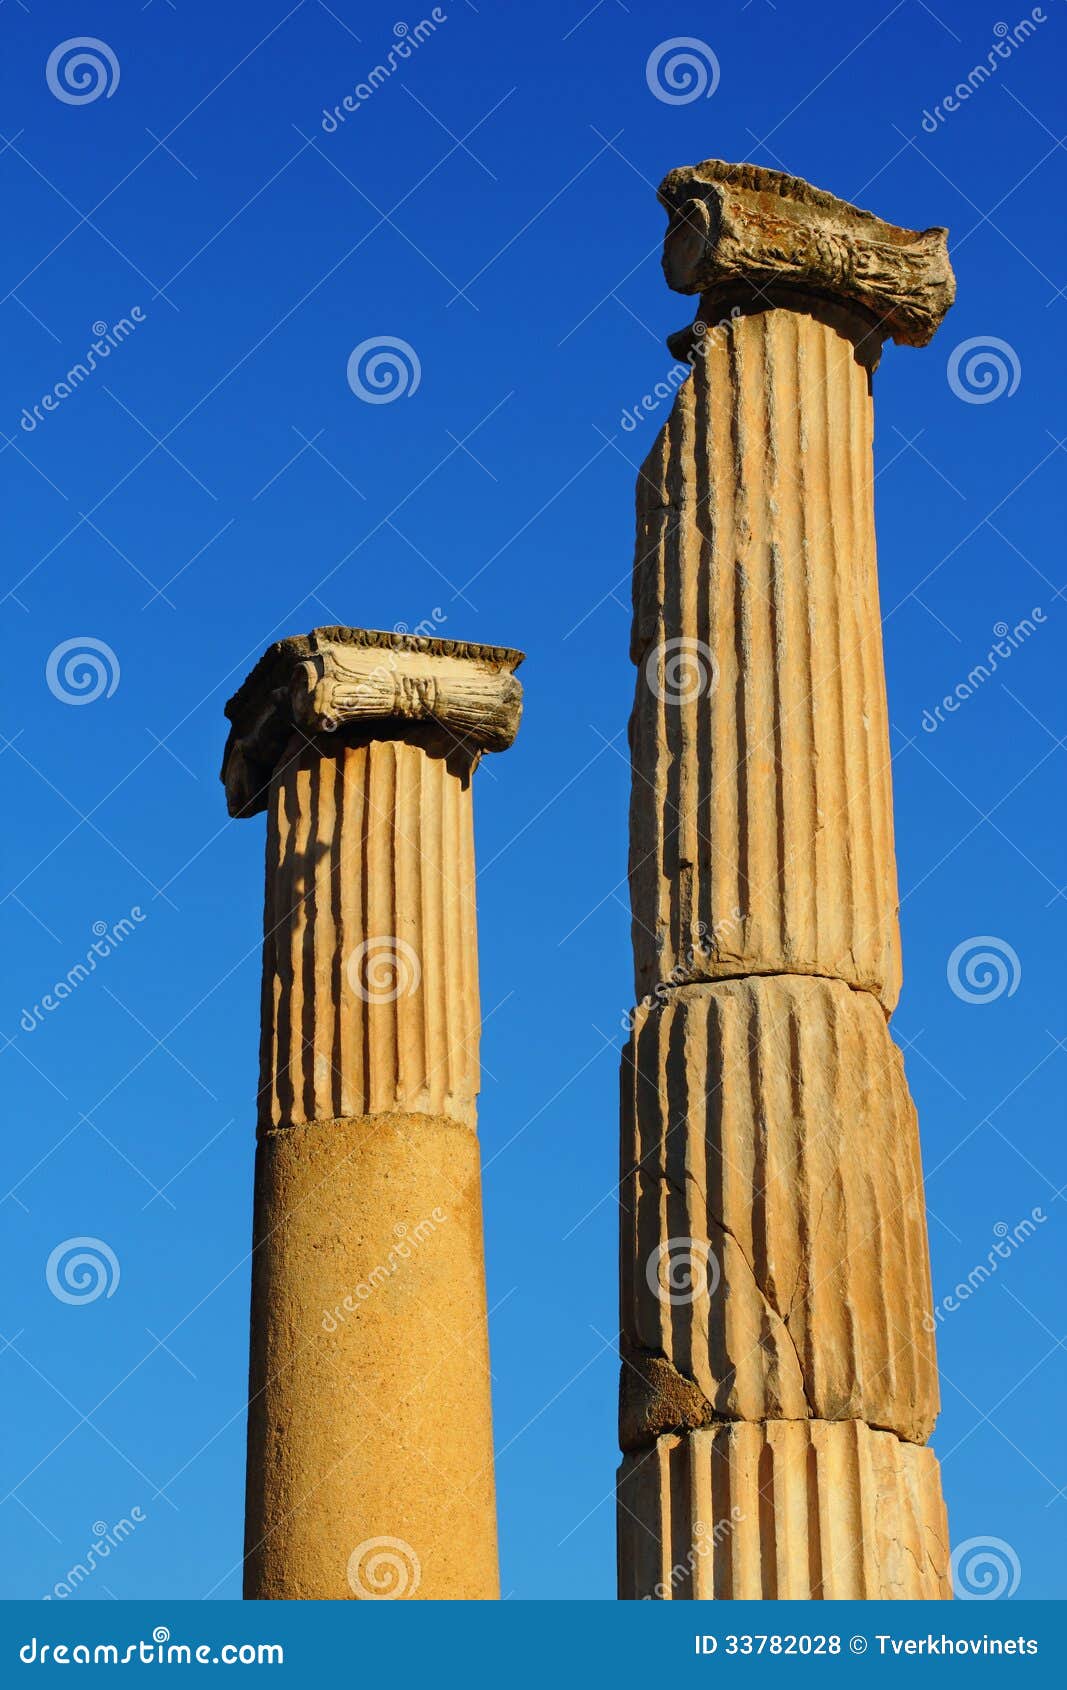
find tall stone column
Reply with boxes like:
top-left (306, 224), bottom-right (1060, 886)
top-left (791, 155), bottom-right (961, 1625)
top-left (618, 163), bottom-right (956, 1600)
top-left (222, 627), bottom-right (522, 1600)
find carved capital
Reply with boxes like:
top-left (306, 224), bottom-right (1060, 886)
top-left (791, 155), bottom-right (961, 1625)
top-left (222, 627), bottom-right (523, 817)
top-left (659, 159), bottom-right (955, 352)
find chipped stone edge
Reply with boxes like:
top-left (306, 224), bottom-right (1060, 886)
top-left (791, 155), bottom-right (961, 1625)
top-left (658, 156), bottom-right (956, 355)
top-left (221, 626), bottom-right (525, 818)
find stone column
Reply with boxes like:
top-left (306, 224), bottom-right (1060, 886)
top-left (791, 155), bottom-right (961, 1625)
top-left (222, 627), bottom-right (522, 1600)
top-left (618, 162), bottom-right (956, 1600)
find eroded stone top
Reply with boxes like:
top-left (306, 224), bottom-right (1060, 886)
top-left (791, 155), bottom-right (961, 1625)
top-left (659, 158), bottom-right (955, 352)
top-left (222, 626), bottom-right (524, 817)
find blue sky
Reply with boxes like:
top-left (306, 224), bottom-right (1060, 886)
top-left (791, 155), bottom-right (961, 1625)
top-left (1, 0), bottom-right (1064, 1602)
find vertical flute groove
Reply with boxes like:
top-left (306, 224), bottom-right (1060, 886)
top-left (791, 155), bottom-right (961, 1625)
top-left (628, 312), bottom-right (902, 1008)
top-left (621, 292), bottom-right (950, 1599)
top-left (259, 739), bottom-right (481, 1131)
top-left (619, 1423), bottom-right (951, 1601)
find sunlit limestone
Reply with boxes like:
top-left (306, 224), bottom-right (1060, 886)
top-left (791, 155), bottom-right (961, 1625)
top-left (223, 628), bottom-right (522, 1600)
top-left (619, 161), bottom-right (956, 1602)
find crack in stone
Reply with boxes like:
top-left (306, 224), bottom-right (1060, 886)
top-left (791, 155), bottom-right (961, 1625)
top-left (619, 1371), bottom-right (929, 1450)
top-left (785, 1169), bottom-right (837, 1325)
top-left (708, 1206), bottom-right (817, 1421)
top-left (632, 965), bottom-right (888, 1006)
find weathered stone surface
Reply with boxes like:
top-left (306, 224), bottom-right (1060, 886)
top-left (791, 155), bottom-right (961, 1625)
top-left (618, 1421), bottom-right (950, 1600)
top-left (620, 162), bottom-right (955, 1602)
top-left (620, 977), bottom-right (939, 1445)
top-left (259, 736), bottom-right (480, 1132)
top-left (658, 160), bottom-right (955, 354)
top-left (629, 308), bottom-right (902, 1011)
top-left (619, 1351), bottom-right (713, 1451)
top-left (228, 626), bottom-right (520, 1601)
top-left (245, 1113), bottom-right (499, 1600)
top-left (222, 627), bottom-right (523, 817)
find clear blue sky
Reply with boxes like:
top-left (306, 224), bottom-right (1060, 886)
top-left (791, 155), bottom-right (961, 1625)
top-left (1, 0), bottom-right (1064, 1602)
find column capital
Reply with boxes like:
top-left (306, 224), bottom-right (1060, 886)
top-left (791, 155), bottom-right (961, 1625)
top-left (659, 158), bottom-right (955, 356)
top-left (222, 626), bottom-right (524, 817)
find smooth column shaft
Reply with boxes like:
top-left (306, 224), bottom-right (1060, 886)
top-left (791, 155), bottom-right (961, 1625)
top-left (244, 1111), bottom-right (497, 1599)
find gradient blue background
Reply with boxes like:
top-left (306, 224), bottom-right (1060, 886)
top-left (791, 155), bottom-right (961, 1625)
top-left (1, 0), bottom-right (1063, 1602)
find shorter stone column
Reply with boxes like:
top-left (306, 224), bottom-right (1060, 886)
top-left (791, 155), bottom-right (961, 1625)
top-left (222, 628), bottom-right (523, 1600)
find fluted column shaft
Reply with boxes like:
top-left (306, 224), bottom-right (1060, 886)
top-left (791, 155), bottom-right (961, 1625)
top-left (620, 979), bottom-right (938, 1445)
top-left (619, 160), bottom-right (956, 1602)
top-left (259, 737), bottom-right (480, 1131)
top-left (223, 628), bottom-right (522, 1601)
top-left (630, 309), bottom-right (900, 1007)
top-left (619, 1424), bottom-right (951, 1600)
